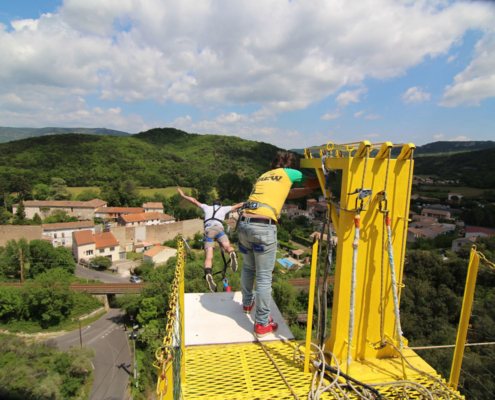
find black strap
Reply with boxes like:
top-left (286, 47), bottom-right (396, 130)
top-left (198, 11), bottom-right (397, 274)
top-left (204, 205), bottom-right (224, 225)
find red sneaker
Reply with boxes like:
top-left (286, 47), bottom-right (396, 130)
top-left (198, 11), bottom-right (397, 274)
top-left (243, 299), bottom-right (255, 314)
top-left (254, 319), bottom-right (278, 338)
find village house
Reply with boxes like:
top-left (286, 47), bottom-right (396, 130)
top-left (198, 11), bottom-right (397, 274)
top-left (143, 202), bottom-right (164, 213)
top-left (307, 198), bottom-right (317, 211)
top-left (407, 227), bottom-right (435, 242)
top-left (421, 208), bottom-right (451, 220)
top-left (143, 245), bottom-right (177, 265)
top-left (42, 221), bottom-right (95, 248)
top-left (95, 206), bottom-right (145, 222)
top-left (72, 230), bottom-right (121, 263)
top-left (13, 198), bottom-right (107, 220)
top-left (422, 225), bottom-right (447, 238)
top-left (465, 227), bottom-right (495, 239)
top-left (290, 209), bottom-right (312, 220)
top-left (118, 212), bottom-right (175, 227)
top-left (281, 203), bottom-right (298, 217)
top-left (452, 236), bottom-right (477, 252)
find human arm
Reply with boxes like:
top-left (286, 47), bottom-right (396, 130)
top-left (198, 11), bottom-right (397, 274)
top-left (303, 177), bottom-right (320, 189)
top-left (177, 188), bottom-right (202, 208)
top-left (230, 202), bottom-right (244, 211)
top-left (287, 188), bottom-right (314, 199)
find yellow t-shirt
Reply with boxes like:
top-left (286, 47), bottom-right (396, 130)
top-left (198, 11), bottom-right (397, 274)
top-left (245, 168), bottom-right (307, 221)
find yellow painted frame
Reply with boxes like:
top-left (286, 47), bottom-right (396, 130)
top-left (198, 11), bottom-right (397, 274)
top-left (301, 142), bottom-right (415, 365)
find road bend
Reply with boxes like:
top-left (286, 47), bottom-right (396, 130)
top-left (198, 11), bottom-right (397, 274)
top-left (53, 309), bottom-right (132, 400)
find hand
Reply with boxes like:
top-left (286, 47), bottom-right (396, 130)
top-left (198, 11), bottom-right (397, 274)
top-left (178, 188), bottom-right (184, 197)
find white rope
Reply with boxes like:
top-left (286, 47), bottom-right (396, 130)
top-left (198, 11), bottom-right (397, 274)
top-left (347, 215), bottom-right (360, 372)
top-left (294, 341), bottom-right (464, 400)
top-left (386, 220), bottom-right (404, 350)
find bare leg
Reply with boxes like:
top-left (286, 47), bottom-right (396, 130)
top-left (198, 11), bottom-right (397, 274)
top-left (205, 247), bottom-right (214, 269)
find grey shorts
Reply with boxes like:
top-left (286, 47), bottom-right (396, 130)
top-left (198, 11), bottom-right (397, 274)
top-left (204, 225), bottom-right (228, 249)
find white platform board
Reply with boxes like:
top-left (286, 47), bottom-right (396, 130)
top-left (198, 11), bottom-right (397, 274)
top-left (184, 292), bottom-right (295, 346)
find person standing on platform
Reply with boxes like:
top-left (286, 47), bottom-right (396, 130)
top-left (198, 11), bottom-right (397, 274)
top-left (238, 151), bottom-right (319, 337)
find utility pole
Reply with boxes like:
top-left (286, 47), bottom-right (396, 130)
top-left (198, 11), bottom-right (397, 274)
top-left (79, 319), bottom-right (83, 348)
top-left (19, 248), bottom-right (24, 284)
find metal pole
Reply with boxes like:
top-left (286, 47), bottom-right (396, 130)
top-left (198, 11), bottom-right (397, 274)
top-left (450, 248), bottom-right (480, 390)
top-left (20, 248), bottom-right (24, 284)
top-left (133, 334), bottom-right (137, 384)
top-left (304, 239), bottom-right (319, 374)
top-left (79, 319), bottom-right (82, 348)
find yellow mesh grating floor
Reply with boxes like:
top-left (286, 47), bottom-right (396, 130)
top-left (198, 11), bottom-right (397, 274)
top-left (183, 341), bottom-right (464, 399)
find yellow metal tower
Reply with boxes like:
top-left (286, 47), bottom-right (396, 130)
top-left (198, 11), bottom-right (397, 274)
top-left (301, 141), bottom-right (424, 379)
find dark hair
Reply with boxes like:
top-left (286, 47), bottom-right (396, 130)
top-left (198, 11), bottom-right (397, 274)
top-left (213, 199), bottom-right (222, 206)
top-left (270, 151), bottom-right (297, 169)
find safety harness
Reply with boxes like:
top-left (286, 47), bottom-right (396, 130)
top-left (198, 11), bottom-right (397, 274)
top-left (203, 205), bottom-right (227, 243)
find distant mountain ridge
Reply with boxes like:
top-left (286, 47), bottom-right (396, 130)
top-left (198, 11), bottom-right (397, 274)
top-left (0, 126), bottom-right (132, 143)
top-left (290, 140), bottom-right (495, 156)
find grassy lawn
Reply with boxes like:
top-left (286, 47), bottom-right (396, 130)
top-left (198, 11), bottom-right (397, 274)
top-left (414, 186), bottom-right (487, 198)
top-left (67, 186), bottom-right (195, 198)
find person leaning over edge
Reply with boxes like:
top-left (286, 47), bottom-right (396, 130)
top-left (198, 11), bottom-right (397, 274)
top-left (238, 151), bottom-right (320, 338)
top-left (178, 188), bottom-right (244, 292)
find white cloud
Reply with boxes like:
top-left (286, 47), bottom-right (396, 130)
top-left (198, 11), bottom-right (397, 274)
top-left (0, 0), bottom-right (494, 140)
top-left (364, 133), bottom-right (379, 138)
top-left (402, 86), bottom-right (431, 104)
top-left (364, 114), bottom-right (383, 120)
top-left (433, 133), bottom-right (444, 140)
top-left (440, 32), bottom-right (495, 107)
top-left (321, 111), bottom-right (341, 120)
top-left (336, 88), bottom-right (367, 107)
top-left (447, 53), bottom-right (458, 63)
top-left (0, 1), bottom-right (493, 116)
top-left (449, 136), bottom-right (469, 141)
top-left (354, 110), bottom-right (365, 118)
top-left (0, 93), bottom-right (150, 132)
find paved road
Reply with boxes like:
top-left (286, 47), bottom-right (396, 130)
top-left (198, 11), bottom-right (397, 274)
top-left (53, 309), bottom-right (132, 400)
top-left (75, 264), bottom-right (129, 284)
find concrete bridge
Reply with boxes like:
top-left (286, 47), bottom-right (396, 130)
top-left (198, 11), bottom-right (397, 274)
top-left (1, 282), bottom-right (147, 294)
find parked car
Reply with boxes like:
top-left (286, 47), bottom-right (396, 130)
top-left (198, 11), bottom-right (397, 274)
top-left (130, 276), bottom-right (142, 283)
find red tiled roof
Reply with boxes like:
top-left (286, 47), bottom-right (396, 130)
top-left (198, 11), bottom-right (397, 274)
top-left (15, 200), bottom-right (99, 208)
top-left (466, 227), bottom-right (495, 235)
top-left (426, 225), bottom-right (446, 234)
top-left (94, 232), bottom-right (119, 249)
top-left (121, 214), bottom-right (145, 223)
top-left (122, 212), bottom-right (175, 223)
top-left (422, 209), bottom-right (451, 216)
top-left (96, 207), bottom-right (144, 214)
top-left (144, 245), bottom-right (168, 257)
top-left (73, 230), bottom-right (95, 245)
top-left (42, 221), bottom-right (94, 231)
top-left (84, 198), bottom-right (107, 207)
top-left (143, 202), bottom-right (164, 208)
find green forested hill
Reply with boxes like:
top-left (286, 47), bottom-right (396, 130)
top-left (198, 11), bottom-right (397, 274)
top-left (414, 148), bottom-right (495, 189)
top-left (0, 126), bottom-right (131, 143)
top-left (0, 128), bottom-right (286, 190)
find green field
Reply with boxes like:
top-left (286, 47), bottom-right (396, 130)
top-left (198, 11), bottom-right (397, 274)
top-left (413, 186), bottom-right (488, 198)
top-left (67, 186), bottom-right (194, 198)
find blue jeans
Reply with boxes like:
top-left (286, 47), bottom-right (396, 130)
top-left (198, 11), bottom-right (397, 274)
top-left (238, 220), bottom-right (277, 326)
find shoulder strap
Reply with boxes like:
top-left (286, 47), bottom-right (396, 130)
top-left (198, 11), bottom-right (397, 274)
top-left (204, 205), bottom-right (224, 224)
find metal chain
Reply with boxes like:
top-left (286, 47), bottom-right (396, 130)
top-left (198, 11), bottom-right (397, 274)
top-left (156, 236), bottom-right (186, 398)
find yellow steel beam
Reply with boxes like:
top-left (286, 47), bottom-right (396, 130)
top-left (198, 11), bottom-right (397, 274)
top-left (303, 142), bottom-right (415, 366)
top-left (450, 247), bottom-right (480, 390)
top-left (304, 239), bottom-right (319, 374)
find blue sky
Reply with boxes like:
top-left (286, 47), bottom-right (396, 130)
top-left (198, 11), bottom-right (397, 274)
top-left (0, 0), bottom-right (494, 149)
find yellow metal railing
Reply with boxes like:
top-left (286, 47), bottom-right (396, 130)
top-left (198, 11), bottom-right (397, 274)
top-left (155, 235), bottom-right (186, 400)
top-left (450, 246), bottom-right (495, 390)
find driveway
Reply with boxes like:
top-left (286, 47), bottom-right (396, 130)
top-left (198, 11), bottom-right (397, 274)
top-left (53, 309), bottom-right (132, 400)
top-left (75, 264), bottom-right (129, 284)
